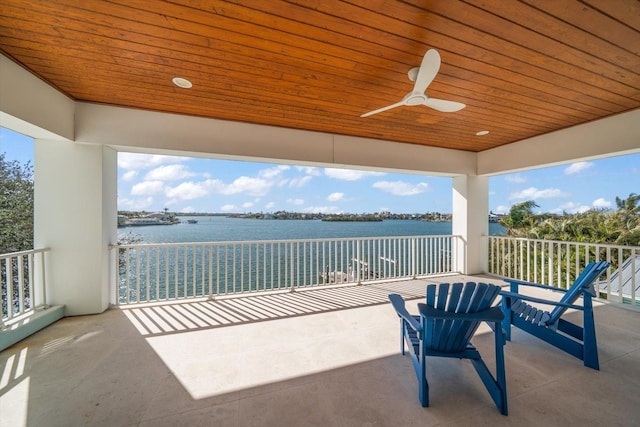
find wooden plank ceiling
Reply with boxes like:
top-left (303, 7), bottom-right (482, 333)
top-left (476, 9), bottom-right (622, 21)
top-left (1, 0), bottom-right (638, 152)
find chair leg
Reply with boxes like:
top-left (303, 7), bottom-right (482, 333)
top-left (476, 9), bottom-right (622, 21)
top-left (501, 298), bottom-right (512, 341)
top-left (494, 321), bottom-right (508, 415)
top-left (418, 345), bottom-right (429, 407)
top-left (469, 324), bottom-right (508, 415)
top-left (582, 295), bottom-right (599, 370)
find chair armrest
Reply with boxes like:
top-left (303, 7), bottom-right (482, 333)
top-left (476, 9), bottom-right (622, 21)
top-left (503, 278), bottom-right (569, 293)
top-left (389, 294), bottom-right (422, 332)
top-left (418, 304), bottom-right (504, 323)
top-left (499, 290), bottom-right (584, 311)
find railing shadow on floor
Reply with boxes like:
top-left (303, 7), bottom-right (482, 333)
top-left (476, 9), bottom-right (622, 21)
top-left (119, 276), bottom-right (483, 337)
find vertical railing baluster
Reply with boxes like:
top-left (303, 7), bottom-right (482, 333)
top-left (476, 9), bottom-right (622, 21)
top-left (144, 248), bottom-right (150, 302)
top-left (154, 249), bottom-right (160, 301)
top-left (208, 245), bottom-right (213, 297)
top-left (27, 252), bottom-right (34, 310)
top-left (247, 243), bottom-right (251, 293)
top-left (276, 242), bottom-right (281, 290)
top-left (216, 244), bottom-right (220, 296)
top-left (7, 258), bottom-right (14, 319)
top-left (134, 249), bottom-right (141, 303)
top-left (233, 243), bottom-right (238, 294)
top-left (616, 247), bottom-right (624, 303)
top-left (199, 245), bottom-right (204, 297)
top-left (631, 251), bottom-right (637, 306)
top-left (565, 243), bottom-right (570, 288)
top-left (269, 242), bottom-right (274, 291)
top-left (287, 240), bottom-right (291, 289)
top-left (173, 247), bottom-right (179, 299)
top-left (16, 255), bottom-right (25, 313)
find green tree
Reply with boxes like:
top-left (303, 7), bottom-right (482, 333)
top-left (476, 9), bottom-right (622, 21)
top-left (0, 153), bottom-right (34, 253)
top-left (613, 193), bottom-right (640, 245)
top-left (499, 200), bottom-right (540, 236)
top-left (615, 193), bottom-right (640, 213)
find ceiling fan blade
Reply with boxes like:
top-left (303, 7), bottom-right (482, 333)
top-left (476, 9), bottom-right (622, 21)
top-left (413, 49), bottom-right (441, 94)
top-left (360, 101), bottom-right (406, 117)
top-left (424, 97), bottom-right (466, 112)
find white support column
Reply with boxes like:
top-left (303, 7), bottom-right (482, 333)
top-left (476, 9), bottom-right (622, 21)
top-left (452, 175), bottom-right (489, 274)
top-left (34, 140), bottom-right (117, 315)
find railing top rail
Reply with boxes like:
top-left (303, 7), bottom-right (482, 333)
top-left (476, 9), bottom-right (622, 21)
top-left (487, 235), bottom-right (640, 251)
top-left (110, 234), bottom-right (462, 249)
top-left (0, 247), bottom-right (50, 259)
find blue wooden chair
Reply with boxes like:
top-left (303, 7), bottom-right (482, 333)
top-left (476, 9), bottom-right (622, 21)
top-left (500, 260), bottom-right (610, 370)
top-left (389, 282), bottom-right (507, 415)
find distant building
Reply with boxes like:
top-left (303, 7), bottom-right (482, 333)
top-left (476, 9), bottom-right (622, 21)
top-left (489, 212), bottom-right (505, 223)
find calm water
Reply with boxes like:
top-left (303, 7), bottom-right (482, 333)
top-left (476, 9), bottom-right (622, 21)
top-left (118, 216), bottom-right (507, 244)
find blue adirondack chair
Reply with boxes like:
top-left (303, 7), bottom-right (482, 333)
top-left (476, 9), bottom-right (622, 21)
top-left (389, 282), bottom-right (507, 415)
top-left (500, 260), bottom-right (610, 370)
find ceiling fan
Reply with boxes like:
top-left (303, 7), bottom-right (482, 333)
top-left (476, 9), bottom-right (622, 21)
top-left (361, 49), bottom-right (465, 118)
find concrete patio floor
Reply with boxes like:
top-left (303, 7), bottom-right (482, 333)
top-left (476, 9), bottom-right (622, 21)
top-left (2, 275), bottom-right (640, 426)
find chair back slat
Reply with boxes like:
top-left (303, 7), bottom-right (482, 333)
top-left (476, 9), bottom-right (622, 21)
top-left (424, 282), bottom-right (501, 353)
top-left (547, 261), bottom-right (609, 323)
top-left (446, 283), bottom-right (483, 350)
top-left (456, 283), bottom-right (500, 348)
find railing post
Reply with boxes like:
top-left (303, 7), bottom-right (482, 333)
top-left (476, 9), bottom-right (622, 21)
top-left (36, 250), bottom-right (47, 310)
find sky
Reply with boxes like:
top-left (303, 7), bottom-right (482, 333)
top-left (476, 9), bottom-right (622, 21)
top-left (1, 126), bottom-right (638, 215)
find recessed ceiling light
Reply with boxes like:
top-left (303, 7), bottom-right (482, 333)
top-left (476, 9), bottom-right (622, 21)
top-left (475, 130), bottom-right (490, 136)
top-left (172, 77), bottom-right (192, 88)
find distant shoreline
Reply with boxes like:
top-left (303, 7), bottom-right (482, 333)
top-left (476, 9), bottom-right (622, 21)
top-left (322, 219), bottom-right (383, 222)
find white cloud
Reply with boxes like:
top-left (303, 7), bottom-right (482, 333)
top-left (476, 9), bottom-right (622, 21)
top-left (505, 174), bottom-right (526, 183)
top-left (372, 181), bottom-right (428, 196)
top-left (324, 168), bottom-right (385, 181)
top-left (131, 180), bottom-right (164, 196)
top-left (327, 192), bottom-right (344, 202)
top-left (302, 206), bottom-right (343, 214)
top-left (241, 202), bottom-right (254, 209)
top-left (494, 205), bottom-right (510, 214)
top-left (118, 196), bottom-right (154, 210)
top-left (287, 198), bottom-right (305, 205)
top-left (118, 153), bottom-right (187, 170)
top-left (295, 166), bottom-right (322, 176)
top-left (551, 202), bottom-right (590, 214)
top-left (259, 165), bottom-right (290, 179)
top-left (509, 187), bottom-right (568, 200)
top-left (158, 174), bottom-right (276, 203)
top-left (165, 181), bottom-right (210, 200)
top-left (265, 202), bottom-right (275, 209)
top-left (219, 204), bottom-right (236, 212)
top-left (122, 170), bottom-right (138, 181)
top-left (564, 161), bottom-right (593, 175)
top-left (289, 175), bottom-right (312, 188)
top-left (144, 164), bottom-right (195, 181)
top-left (180, 206), bottom-right (195, 213)
top-left (592, 198), bottom-right (611, 208)
top-left (223, 176), bottom-right (272, 196)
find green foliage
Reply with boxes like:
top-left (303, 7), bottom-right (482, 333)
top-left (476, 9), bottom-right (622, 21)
top-left (500, 194), bottom-right (640, 246)
top-left (499, 201), bottom-right (540, 236)
top-left (0, 153), bottom-right (34, 253)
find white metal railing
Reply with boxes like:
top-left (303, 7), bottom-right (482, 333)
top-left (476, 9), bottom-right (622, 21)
top-left (488, 236), bottom-right (640, 306)
top-left (1, 248), bottom-right (49, 327)
top-left (111, 235), bottom-right (462, 305)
